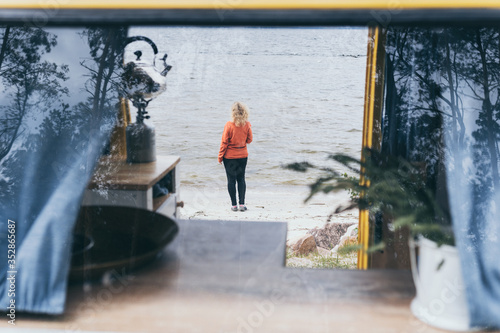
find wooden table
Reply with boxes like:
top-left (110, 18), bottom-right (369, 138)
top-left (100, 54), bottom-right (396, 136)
top-left (82, 155), bottom-right (181, 217)
top-left (2, 219), bottom-right (489, 333)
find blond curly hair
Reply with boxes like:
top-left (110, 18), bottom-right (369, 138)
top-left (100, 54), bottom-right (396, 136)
top-left (231, 102), bottom-right (249, 127)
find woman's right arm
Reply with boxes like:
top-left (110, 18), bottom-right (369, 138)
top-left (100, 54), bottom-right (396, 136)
top-left (246, 123), bottom-right (253, 144)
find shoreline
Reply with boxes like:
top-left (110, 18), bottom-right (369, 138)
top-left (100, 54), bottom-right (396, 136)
top-left (178, 184), bottom-right (359, 243)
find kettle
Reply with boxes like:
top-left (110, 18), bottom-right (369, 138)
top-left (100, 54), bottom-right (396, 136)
top-left (122, 36), bottom-right (172, 121)
top-left (122, 36), bottom-right (172, 163)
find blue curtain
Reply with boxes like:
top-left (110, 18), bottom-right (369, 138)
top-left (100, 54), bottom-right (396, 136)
top-left (0, 26), bottom-right (127, 314)
top-left (385, 27), bottom-right (500, 329)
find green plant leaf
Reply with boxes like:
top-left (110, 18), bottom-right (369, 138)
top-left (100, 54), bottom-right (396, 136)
top-left (393, 215), bottom-right (416, 228)
top-left (366, 241), bottom-right (386, 254)
top-left (337, 244), bottom-right (362, 255)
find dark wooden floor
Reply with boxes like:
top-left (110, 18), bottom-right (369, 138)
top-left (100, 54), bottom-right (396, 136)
top-left (2, 219), bottom-right (479, 333)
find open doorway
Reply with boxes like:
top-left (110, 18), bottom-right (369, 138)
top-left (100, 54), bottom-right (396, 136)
top-left (127, 26), bottom-right (368, 269)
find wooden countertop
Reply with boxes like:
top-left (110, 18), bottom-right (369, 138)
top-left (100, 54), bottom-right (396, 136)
top-left (3, 219), bottom-right (488, 333)
top-left (87, 155), bottom-right (180, 191)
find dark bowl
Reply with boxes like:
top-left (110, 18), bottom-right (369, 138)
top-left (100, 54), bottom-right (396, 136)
top-left (70, 205), bottom-right (179, 281)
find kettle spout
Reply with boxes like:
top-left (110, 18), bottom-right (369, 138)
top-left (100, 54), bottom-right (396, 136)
top-left (161, 65), bottom-right (172, 77)
top-left (159, 53), bottom-right (172, 76)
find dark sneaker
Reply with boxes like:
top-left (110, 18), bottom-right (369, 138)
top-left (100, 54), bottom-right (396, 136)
top-left (239, 205), bottom-right (247, 212)
top-left (231, 206), bottom-right (238, 211)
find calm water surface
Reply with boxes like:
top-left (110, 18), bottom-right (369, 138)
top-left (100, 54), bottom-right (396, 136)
top-left (128, 27), bottom-right (367, 187)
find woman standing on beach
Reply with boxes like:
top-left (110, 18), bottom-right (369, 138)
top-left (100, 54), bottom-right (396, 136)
top-left (218, 102), bottom-right (253, 212)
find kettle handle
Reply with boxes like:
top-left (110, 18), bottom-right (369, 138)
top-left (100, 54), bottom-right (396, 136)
top-left (124, 36), bottom-right (158, 55)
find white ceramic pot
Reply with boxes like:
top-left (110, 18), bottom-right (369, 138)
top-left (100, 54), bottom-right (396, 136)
top-left (409, 237), bottom-right (472, 332)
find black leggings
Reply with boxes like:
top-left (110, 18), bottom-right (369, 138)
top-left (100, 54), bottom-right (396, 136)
top-left (223, 157), bottom-right (248, 206)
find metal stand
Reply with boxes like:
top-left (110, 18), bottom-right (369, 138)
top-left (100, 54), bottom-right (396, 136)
top-left (126, 97), bottom-right (156, 163)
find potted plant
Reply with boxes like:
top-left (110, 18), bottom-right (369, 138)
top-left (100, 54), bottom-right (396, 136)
top-left (287, 148), bottom-right (474, 332)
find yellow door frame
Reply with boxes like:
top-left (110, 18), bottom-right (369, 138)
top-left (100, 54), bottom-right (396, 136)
top-left (358, 26), bottom-right (385, 269)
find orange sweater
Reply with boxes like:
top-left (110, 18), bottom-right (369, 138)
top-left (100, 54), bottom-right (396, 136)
top-left (218, 121), bottom-right (253, 163)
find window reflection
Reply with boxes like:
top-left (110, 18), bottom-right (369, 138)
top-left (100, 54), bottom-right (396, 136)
top-left (380, 28), bottom-right (500, 320)
top-left (384, 27), bottom-right (499, 218)
top-left (0, 26), bottom-right (128, 314)
top-left (382, 26), bottom-right (500, 327)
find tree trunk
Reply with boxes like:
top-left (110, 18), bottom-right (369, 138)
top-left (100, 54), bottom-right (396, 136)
top-left (475, 30), bottom-right (500, 190)
top-left (98, 30), bottom-right (118, 114)
top-left (91, 30), bottom-right (112, 130)
top-left (444, 34), bottom-right (459, 145)
top-left (0, 26), bottom-right (11, 71)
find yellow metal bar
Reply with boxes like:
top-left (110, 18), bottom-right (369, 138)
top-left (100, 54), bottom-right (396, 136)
top-left (2, 0), bottom-right (500, 10)
top-left (357, 26), bottom-right (379, 270)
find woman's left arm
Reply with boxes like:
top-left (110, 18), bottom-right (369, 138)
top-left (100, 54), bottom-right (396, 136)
top-left (218, 122), bottom-right (231, 163)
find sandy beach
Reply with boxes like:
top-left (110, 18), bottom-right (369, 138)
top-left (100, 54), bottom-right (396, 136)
top-left (178, 185), bottom-right (359, 243)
